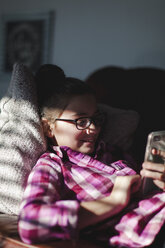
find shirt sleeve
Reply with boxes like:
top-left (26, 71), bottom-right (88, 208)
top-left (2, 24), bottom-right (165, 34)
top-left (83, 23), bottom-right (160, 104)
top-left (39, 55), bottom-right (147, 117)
top-left (18, 153), bottom-right (80, 244)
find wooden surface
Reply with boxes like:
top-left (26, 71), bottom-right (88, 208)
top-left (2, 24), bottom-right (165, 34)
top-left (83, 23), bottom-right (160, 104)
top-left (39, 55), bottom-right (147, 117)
top-left (0, 236), bottom-right (100, 248)
top-left (0, 214), bottom-right (100, 248)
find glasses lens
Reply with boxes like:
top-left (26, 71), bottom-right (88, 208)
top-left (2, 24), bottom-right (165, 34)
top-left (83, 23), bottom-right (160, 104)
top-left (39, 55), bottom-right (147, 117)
top-left (77, 118), bottom-right (91, 129)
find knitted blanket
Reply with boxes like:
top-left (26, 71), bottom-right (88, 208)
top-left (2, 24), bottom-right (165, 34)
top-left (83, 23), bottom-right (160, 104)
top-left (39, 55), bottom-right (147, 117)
top-left (0, 63), bottom-right (47, 214)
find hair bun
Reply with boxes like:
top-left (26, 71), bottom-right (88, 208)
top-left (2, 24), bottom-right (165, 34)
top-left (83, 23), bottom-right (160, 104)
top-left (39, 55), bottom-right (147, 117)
top-left (35, 64), bottom-right (66, 106)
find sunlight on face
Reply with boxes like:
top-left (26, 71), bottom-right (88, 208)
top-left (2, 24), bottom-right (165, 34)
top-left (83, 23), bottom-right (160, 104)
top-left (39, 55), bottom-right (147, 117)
top-left (51, 94), bottom-right (101, 154)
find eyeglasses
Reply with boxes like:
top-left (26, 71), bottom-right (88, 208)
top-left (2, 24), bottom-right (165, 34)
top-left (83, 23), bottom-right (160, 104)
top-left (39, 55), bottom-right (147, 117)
top-left (55, 113), bottom-right (105, 130)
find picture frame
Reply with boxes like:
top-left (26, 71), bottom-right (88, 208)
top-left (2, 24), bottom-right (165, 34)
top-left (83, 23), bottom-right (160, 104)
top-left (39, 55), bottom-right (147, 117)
top-left (0, 11), bottom-right (55, 78)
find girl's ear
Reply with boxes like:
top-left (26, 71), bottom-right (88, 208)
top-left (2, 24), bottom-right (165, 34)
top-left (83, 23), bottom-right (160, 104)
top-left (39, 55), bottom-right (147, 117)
top-left (41, 118), bottom-right (54, 138)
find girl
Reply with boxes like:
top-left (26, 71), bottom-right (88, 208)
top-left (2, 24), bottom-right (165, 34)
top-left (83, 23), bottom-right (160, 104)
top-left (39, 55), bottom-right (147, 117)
top-left (18, 65), bottom-right (165, 248)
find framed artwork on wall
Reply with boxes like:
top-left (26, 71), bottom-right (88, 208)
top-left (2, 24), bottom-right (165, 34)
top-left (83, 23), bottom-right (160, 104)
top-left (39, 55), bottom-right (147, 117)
top-left (0, 11), bottom-right (55, 77)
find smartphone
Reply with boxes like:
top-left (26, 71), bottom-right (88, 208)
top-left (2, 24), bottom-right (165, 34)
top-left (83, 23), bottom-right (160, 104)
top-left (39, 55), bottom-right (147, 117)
top-left (142, 130), bottom-right (165, 196)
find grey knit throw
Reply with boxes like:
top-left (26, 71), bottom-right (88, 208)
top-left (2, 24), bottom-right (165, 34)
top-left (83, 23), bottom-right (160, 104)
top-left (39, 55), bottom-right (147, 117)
top-left (0, 63), bottom-right (47, 215)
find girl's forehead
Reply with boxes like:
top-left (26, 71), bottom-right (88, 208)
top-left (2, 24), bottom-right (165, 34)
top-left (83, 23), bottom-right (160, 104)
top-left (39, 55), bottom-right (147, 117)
top-left (62, 94), bottom-right (97, 116)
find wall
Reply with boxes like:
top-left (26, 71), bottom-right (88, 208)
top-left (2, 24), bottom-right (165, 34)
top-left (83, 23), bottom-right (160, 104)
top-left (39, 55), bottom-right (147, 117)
top-left (0, 0), bottom-right (165, 97)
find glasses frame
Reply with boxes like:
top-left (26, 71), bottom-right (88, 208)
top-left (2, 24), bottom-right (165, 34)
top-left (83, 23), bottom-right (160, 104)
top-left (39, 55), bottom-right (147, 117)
top-left (55, 114), bottom-right (105, 130)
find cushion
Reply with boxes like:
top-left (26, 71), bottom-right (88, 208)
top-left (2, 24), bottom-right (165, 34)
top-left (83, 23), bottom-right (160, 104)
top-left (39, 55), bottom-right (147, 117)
top-left (0, 63), bottom-right (139, 215)
top-left (98, 103), bottom-right (139, 151)
top-left (0, 63), bottom-right (47, 215)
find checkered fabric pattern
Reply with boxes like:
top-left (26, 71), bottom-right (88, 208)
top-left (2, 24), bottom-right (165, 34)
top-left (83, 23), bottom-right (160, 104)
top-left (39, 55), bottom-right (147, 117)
top-left (110, 192), bottom-right (165, 247)
top-left (18, 142), bottom-right (165, 247)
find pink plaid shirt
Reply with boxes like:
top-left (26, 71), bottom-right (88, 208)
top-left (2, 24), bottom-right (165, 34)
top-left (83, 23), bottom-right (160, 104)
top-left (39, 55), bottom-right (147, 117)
top-left (18, 142), bottom-right (165, 247)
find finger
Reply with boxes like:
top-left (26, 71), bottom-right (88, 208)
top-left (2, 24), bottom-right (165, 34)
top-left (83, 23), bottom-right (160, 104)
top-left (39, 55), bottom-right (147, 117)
top-left (142, 161), bottom-right (165, 173)
top-left (140, 169), bottom-right (165, 181)
top-left (152, 148), bottom-right (165, 159)
top-left (153, 179), bottom-right (165, 191)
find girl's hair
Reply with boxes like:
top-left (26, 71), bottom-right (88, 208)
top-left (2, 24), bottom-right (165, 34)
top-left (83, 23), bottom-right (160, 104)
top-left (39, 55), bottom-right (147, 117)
top-left (35, 64), bottom-right (95, 123)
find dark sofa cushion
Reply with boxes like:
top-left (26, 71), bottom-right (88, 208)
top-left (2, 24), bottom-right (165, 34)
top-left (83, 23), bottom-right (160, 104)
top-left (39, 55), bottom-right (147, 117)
top-left (86, 66), bottom-right (165, 163)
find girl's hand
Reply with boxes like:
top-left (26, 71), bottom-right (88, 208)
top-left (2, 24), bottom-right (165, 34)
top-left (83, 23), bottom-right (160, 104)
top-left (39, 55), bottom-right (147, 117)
top-left (111, 174), bottom-right (141, 207)
top-left (78, 174), bottom-right (141, 229)
top-left (140, 149), bottom-right (165, 191)
top-left (140, 161), bottom-right (165, 190)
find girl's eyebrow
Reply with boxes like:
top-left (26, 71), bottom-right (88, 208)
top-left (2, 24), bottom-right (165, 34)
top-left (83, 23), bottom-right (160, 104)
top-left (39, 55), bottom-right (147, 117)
top-left (71, 112), bottom-right (88, 117)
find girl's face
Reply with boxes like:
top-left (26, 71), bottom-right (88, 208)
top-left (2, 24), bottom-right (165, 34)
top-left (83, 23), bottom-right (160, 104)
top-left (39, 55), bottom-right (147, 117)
top-left (50, 94), bottom-right (101, 154)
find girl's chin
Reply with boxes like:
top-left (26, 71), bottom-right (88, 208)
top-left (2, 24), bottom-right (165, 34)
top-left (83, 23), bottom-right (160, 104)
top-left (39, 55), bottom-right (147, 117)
top-left (80, 144), bottom-right (95, 154)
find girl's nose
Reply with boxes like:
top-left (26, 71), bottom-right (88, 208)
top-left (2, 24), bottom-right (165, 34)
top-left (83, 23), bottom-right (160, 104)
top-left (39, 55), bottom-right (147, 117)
top-left (86, 122), bottom-right (100, 134)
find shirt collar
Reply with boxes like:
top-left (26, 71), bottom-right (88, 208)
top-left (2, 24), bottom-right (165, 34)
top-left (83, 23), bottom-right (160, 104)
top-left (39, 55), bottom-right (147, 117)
top-left (52, 140), bottom-right (106, 159)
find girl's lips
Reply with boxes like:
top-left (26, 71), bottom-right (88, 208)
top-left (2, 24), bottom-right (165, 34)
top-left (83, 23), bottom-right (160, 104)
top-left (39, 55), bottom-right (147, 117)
top-left (80, 135), bottom-right (98, 144)
top-left (81, 139), bottom-right (96, 144)
top-left (81, 138), bottom-right (94, 142)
